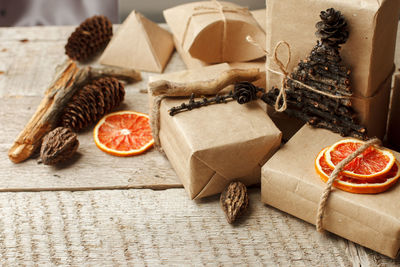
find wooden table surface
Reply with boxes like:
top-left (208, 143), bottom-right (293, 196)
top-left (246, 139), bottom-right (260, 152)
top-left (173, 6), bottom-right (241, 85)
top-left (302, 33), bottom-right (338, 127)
top-left (0, 25), bottom-right (399, 266)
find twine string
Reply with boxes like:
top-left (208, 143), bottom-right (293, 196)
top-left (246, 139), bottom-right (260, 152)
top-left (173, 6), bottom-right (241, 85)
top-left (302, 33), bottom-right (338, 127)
top-left (315, 138), bottom-right (381, 232)
top-left (246, 36), bottom-right (351, 113)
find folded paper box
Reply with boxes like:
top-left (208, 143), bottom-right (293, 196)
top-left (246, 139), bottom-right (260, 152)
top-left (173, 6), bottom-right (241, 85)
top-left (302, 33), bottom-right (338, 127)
top-left (149, 64), bottom-right (281, 199)
top-left (261, 125), bottom-right (400, 258)
top-left (100, 10), bottom-right (174, 73)
top-left (388, 74), bottom-right (400, 151)
top-left (164, 1), bottom-right (265, 64)
top-left (166, 8), bottom-right (267, 88)
top-left (266, 0), bottom-right (400, 98)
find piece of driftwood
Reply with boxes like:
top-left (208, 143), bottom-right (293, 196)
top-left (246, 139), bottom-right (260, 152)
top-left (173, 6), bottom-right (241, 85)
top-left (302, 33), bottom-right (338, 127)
top-left (8, 60), bottom-right (141, 163)
top-left (148, 68), bottom-right (262, 96)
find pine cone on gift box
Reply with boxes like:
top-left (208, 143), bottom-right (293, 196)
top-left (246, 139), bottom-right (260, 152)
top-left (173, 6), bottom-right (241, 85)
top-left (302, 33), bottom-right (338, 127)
top-left (65, 15), bottom-right (113, 62)
top-left (315, 8), bottom-right (349, 48)
top-left (60, 77), bottom-right (125, 131)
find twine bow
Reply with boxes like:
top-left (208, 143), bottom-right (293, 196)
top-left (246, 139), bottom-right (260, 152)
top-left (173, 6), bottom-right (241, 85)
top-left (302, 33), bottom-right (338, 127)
top-left (181, 0), bottom-right (250, 61)
top-left (316, 138), bottom-right (381, 232)
top-left (246, 36), bottom-right (351, 112)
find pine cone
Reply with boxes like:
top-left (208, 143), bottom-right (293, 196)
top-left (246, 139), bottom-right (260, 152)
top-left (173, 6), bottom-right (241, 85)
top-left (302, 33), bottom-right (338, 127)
top-left (40, 127), bottom-right (79, 165)
top-left (315, 8), bottom-right (348, 47)
top-left (233, 82), bottom-right (259, 104)
top-left (65, 15), bottom-right (113, 62)
top-left (60, 77), bottom-right (125, 131)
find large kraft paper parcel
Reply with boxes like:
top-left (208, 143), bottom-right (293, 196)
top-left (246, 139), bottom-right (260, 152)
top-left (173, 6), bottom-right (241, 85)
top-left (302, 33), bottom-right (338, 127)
top-left (261, 125), bottom-right (400, 258)
top-left (265, 0), bottom-right (400, 98)
top-left (164, 1), bottom-right (266, 64)
top-left (148, 64), bottom-right (281, 199)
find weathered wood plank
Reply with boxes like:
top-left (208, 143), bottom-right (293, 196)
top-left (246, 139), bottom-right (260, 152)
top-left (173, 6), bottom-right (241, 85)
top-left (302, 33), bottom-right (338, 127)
top-left (0, 188), bottom-right (365, 266)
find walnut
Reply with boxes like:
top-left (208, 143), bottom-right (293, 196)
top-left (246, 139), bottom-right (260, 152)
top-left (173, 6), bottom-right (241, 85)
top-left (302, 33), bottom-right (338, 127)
top-left (40, 127), bottom-right (79, 165)
top-left (220, 181), bottom-right (249, 224)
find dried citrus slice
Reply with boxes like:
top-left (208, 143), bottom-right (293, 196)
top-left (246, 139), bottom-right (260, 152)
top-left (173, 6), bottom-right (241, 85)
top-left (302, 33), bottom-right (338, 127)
top-left (93, 111), bottom-right (154, 156)
top-left (324, 139), bottom-right (395, 180)
top-left (316, 147), bottom-right (400, 194)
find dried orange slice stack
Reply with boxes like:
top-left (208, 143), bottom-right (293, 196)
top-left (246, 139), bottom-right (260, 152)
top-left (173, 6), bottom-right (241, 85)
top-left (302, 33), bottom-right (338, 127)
top-left (315, 139), bottom-right (400, 194)
top-left (93, 111), bottom-right (154, 156)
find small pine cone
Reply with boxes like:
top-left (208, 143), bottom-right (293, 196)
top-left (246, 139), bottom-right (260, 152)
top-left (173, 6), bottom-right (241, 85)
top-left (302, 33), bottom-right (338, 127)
top-left (233, 82), bottom-right (259, 104)
top-left (60, 77), bottom-right (125, 131)
top-left (65, 15), bottom-right (112, 62)
top-left (315, 8), bottom-right (348, 47)
top-left (40, 127), bottom-right (79, 165)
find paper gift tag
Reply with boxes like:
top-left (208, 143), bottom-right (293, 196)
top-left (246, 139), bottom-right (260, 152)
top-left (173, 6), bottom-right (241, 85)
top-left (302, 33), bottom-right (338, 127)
top-left (100, 10), bottom-right (174, 73)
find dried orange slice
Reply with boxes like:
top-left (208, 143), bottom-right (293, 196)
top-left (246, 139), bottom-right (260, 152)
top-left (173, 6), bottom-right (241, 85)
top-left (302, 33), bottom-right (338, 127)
top-left (324, 139), bottom-right (395, 180)
top-left (93, 111), bottom-right (154, 156)
top-left (316, 147), bottom-right (400, 194)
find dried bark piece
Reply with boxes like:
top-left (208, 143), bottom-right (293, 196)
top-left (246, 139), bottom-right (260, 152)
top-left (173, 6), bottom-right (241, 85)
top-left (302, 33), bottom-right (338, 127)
top-left (40, 127), bottom-right (79, 165)
top-left (65, 15), bottom-right (113, 62)
top-left (220, 181), bottom-right (249, 224)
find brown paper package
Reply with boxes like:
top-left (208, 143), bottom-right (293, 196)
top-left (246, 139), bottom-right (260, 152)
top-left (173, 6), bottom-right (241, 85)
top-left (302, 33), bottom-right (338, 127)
top-left (100, 10), bottom-right (174, 73)
top-left (160, 99), bottom-right (281, 199)
top-left (148, 64), bottom-right (281, 199)
top-left (268, 71), bottom-right (393, 141)
top-left (261, 125), bottom-right (400, 258)
top-left (265, 0), bottom-right (400, 98)
top-left (387, 74), bottom-right (400, 151)
top-left (164, 1), bottom-right (265, 64)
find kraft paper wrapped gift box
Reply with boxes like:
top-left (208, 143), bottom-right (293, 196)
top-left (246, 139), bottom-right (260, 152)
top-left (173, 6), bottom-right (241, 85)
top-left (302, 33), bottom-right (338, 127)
top-left (148, 64), bottom-right (281, 199)
top-left (265, 0), bottom-right (400, 140)
top-left (164, 1), bottom-right (266, 64)
top-left (164, 8), bottom-right (267, 88)
top-left (261, 125), bottom-right (400, 258)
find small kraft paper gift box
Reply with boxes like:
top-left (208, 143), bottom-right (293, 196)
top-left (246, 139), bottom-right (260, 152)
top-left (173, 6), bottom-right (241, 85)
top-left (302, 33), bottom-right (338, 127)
top-left (164, 1), bottom-right (266, 64)
top-left (265, 0), bottom-right (400, 139)
top-left (261, 125), bottom-right (400, 258)
top-left (148, 64), bottom-right (282, 199)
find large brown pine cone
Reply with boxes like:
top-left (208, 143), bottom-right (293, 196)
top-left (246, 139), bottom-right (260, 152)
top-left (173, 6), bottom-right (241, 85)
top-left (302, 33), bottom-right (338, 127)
top-left (65, 15), bottom-right (112, 62)
top-left (60, 77), bottom-right (125, 131)
top-left (315, 8), bottom-right (348, 47)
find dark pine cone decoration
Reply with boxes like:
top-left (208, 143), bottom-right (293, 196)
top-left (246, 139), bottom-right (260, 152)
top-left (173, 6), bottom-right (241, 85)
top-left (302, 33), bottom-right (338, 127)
top-left (65, 15), bottom-right (113, 62)
top-left (233, 82), bottom-right (260, 104)
top-left (60, 77), bottom-right (125, 131)
top-left (315, 8), bottom-right (348, 48)
top-left (40, 127), bottom-right (79, 165)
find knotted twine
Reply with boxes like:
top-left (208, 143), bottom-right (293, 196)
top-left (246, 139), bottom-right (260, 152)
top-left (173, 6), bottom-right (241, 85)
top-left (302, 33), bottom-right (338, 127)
top-left (181, 0), bottom-right (250, 62)
top-left (246, 36), bottom-right (351, 112)
top-left (316, 138), bottom-right (381, 232)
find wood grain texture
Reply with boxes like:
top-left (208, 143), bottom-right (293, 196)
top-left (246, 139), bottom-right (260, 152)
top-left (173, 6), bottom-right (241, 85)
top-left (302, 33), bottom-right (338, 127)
top-left (0, 188), bottom-right (394, 266)
top-left (0, 24), bottom-right (399, 265)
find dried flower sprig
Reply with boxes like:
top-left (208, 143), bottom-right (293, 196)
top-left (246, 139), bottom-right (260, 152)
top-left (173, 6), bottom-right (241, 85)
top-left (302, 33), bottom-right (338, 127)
top-left (169, 82), bottom-right (264, 116)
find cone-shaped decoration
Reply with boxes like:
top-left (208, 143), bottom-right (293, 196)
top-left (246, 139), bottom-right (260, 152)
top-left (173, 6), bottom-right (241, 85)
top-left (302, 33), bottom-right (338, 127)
top-left (60, 77), bottom-right (125, 131)
top-left (65, 15), bottom-right (113, 62)
top-left (315, 8), bottom-right (349, 48)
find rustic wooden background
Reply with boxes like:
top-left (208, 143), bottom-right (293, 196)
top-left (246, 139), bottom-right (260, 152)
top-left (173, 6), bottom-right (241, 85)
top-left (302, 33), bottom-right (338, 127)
top-left (0, 24), bottom-right (399, 266)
